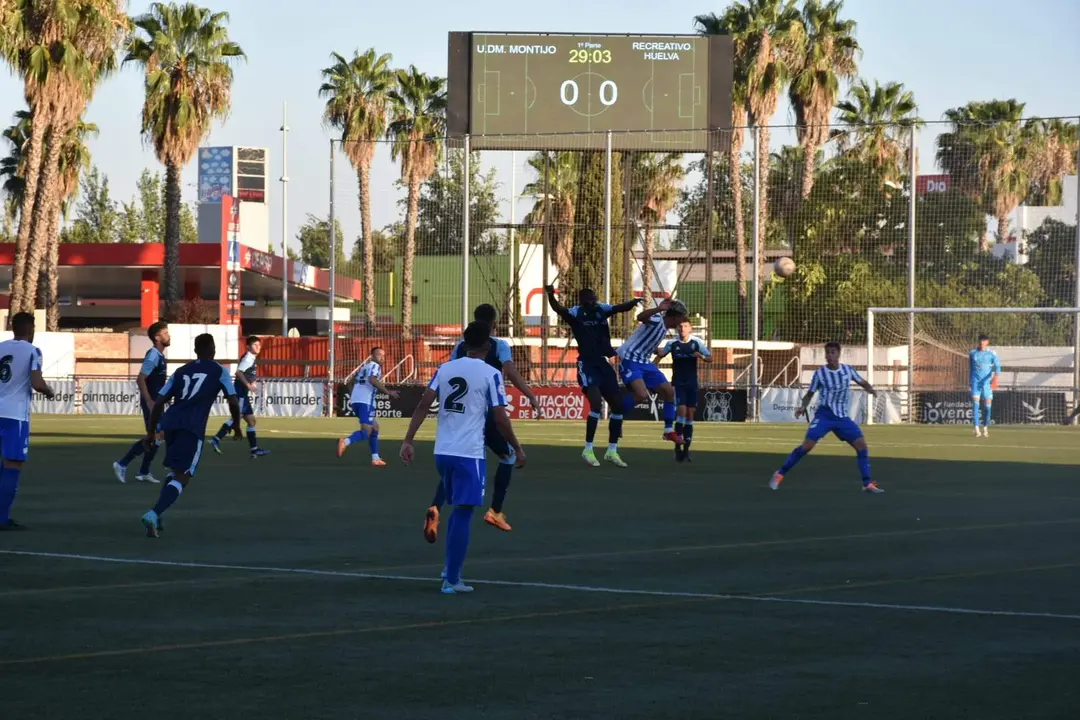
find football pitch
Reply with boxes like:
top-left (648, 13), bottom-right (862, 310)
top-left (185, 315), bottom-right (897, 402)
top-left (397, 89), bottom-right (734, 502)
top-left (3, 416), bottom-right (1080, 719)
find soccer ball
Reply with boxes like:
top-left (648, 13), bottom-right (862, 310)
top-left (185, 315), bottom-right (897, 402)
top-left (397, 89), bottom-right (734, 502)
top-left (773, 257), bottom-right (796, 278)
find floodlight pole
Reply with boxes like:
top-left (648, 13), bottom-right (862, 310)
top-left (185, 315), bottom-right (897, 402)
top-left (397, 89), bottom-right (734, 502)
top-left (750, 125), bottom-right (761, 422)
top-left (328, 139), bottom-right (337, 388)
top-left (509, 150), bottom-right (516, 337)
top-left (280, 102), bottom-right (290, 336)
top-left (604, 130), bottom-right (613, 304)
top-left (907, 124), bottom-right (917, 421)
top-left (463, 135), bottom-right (471, 329)
top-left (1074, 142), bottom-right (1080, 416)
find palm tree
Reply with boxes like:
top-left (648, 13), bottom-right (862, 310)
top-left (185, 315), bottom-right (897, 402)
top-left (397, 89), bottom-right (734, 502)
top-left (834, 79), bottom-right (919, 179)
top-left (320, 48), bottom-right (394, 332)
top-left (626, 153), bottom-right (684, 301)
top-left (738, 0), bottom-right (805, 236)
top-left (522, 151), bottom-right (579, 282)
top-left (695, 9), bottom-right (752, 338)
top-left (0, 110), bottom-right (31, 225)
top-left (125, 1), bottom-right (245, 316)
top-left (937, 99), bottom-right (1030, 249)
top-left (1025, 118), bottom-right (1079, 206)
top-left (387, 65), bottom-right (446, 340)
top-left (788, 0), bottom-right (859, 199)
top-left (1, 0), bottom-right (128, 315)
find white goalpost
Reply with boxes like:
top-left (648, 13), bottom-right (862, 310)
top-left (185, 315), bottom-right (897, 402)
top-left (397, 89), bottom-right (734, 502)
top-left (865, 307), bottom-right (1080, 425)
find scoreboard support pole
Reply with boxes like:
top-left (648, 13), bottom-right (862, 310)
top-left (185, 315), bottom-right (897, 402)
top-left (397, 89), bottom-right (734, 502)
top-left (603, 130), bottom-right (613, 304)
top-left (463, 135), bottom-right (472, 329)
top-left (750, 126), bottom-right (761, 422)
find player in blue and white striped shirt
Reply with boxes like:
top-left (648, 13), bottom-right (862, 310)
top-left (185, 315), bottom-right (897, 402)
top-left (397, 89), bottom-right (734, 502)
top-left (617, 299), bottom-right (689, 444)
top-left (770, 341), bottom-right (884, 493)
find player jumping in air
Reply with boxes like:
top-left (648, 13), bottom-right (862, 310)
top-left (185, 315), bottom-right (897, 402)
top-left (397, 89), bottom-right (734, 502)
top-left (211, 335), bottom-right (269, 457)
top-left (545, 285), bottom-right (641, 468)
top-left (337, 347), bottom-right (399, 466)
top-left (617, 298), bottom-right (689, 445)
top-left (0, 312), bottom-right (56, 530)
top-left (401, 321), bottom-right (526, 594)
top-left (424, 304), bottom-right (538, 541)
top-left (770, 341), bottom-right (883, 494)
top-left (141, 333), bottom-right (243, 537)
top-left (969, 334), bottom-right (1001, 438)
top-left (113, 321), bottom-right (170, 484)
top-left (655, 319), bottom-right (712, 462)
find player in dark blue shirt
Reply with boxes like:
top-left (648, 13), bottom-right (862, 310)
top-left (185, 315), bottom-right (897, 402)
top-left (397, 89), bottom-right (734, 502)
top-left (655, 320), bottom-right (712, 462)
top-left (113, 321), bottom-right (171, 484)
top-left (140, 333), bottom-right (241, 538)
top-left (211, 335), bottom-right (269, 457)
top-left (546, 285), bottom-right (641, 468)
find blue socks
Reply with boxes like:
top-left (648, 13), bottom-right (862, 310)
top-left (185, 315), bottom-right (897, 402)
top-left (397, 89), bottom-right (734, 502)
top-left (983, 402), bottom-right (992, 427)
top-left (663, 401), bottom-right (676, 431)
top-left (780, 446), bottom-right (808, 473)
top-left (0, 466), bottom-right (22, 523)
top-left (431, 480), bottom-right (446, 509)
top-left (214, 419), bottom-right (233, 440)
top-left (585, 411), bottom-right (600, 445)
top-left (971, 400), bottom-right (981, 427)
top-left (622, 393), bottom-right (637, 415)
top-left (138, 443), bottom-right (159, 476)
top-left (609, 413), bottom-right (623, 445)
top-left (247, 426), bottom-right (257, 449)
top-left (347, 429), bottom-right (368, 445)
top-left (118, 439), bottom-right (145, 467)
top-left (856, 449), bottom-right (871, 483)
top-left (152, 478), bottom-right (183, 516)
top-left (445, 506), bottom-right (475, 584)
top-left (491, 456), bottom-right (514, 513)
top-left (369, 430), bottom-right (380, 457)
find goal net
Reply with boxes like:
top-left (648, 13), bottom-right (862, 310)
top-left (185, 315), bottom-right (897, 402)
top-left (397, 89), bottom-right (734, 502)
top-left (866, 307), bottom-right (1080, 425)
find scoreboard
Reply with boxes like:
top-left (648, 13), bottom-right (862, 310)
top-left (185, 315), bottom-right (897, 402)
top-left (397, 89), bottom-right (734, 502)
top-left (447, 32), bottom-right (733, 151)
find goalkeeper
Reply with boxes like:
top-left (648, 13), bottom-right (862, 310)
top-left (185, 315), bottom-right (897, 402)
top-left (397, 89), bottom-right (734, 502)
top-left (969, 334), bottom-right (1001, 437)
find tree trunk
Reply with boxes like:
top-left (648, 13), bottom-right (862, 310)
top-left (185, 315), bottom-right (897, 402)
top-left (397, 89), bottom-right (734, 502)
top-left (163, 161), bottom-right (183, 316)
top-left (730, 133), bottom-right (748, 340)
top-left (22, 111), bottom-right (71, 315)
top-left (800, 140), bottom-right (817, 200)
top-left (401, 174), bottom-right (421, 341)
top-left (993, 211), bottom-right (1009, 251)
top-left (46, 228), bottom-right (60, 330)
top-left (358, 163), bottom-right (377, 332)
top-left (642, 224), bottom-right (655, 305)
top-left (10, 101), bottom-right (52, 316)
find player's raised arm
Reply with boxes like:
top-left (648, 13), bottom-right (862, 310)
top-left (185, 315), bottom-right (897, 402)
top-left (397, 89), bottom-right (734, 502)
top-left (543, 285), bottom-right (573, 322)
top-left (610, 298), bottom-right (643, 315)
top-left (498, 339), bottom-right (539, 416)
top-left (636, 299), bottom-right (671, 323)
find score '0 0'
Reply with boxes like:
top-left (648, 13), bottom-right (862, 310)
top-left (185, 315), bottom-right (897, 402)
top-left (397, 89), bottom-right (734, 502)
top-left (560, 79), bottom-right (618, 107)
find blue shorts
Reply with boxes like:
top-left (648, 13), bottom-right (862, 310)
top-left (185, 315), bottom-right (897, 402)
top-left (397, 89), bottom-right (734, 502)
top-left (578, 359), bottom-right (620, 399)
top-left (163, 430), bottom-right (204, 477)
top-left (806, 411), bottom-right (864, 444)
top-left (140, 401), bottom-right (162, 434)
top-left (971, 381), bottom-right (993, 400)
top-left (484, 414), bottom-right (511, 459)
top-left (619, 359), bottom-right (668, 390)
top-left (0, 418), bottom-right (30, 462)
top-left (674, 382), bottom-right (699, 408)
top-left (238, 396), bottom-right (254, 417)
top-left (435, 454), bottom-right (486, 507)
top-left (352, 402), bottom-right (374, 425)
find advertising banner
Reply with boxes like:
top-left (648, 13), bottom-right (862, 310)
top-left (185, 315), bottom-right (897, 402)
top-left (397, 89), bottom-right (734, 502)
top-left (623, 387), bottom-right (748, 422)
top-left (916, 390), bottom-right (1068, 425)
top-left (81, 380), bottom-right (141, 415)
top-left (760, 387), bottom-right (902, 423)
top-left (31, 380), bottom-right (76, 415)
top-left (258, 380), bottom-right (325, 418)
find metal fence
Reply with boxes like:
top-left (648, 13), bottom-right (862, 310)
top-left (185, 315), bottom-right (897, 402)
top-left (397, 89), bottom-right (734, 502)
top-left (293, 118), bottom-right (1080, 420)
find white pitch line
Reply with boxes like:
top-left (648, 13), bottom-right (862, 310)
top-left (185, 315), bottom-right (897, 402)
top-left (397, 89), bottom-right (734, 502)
top-left (3, 549), bottom-right (1079, 622)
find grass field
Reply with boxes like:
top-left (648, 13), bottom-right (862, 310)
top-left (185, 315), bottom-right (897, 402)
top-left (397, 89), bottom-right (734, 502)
top-left (3, 416), bottom-right (1080, 719)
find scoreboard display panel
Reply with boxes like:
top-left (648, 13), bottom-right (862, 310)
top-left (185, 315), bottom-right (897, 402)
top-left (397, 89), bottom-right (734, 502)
top-left (447, 32), bottom-right (733, 151)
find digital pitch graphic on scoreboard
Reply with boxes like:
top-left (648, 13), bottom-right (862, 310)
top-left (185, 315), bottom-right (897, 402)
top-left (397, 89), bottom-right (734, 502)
top-left (447, 32), bottom-right (733, 151)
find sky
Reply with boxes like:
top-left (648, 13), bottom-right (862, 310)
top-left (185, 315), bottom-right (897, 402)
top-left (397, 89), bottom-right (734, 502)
top-left (1, 0), bottom-right (1078, 259)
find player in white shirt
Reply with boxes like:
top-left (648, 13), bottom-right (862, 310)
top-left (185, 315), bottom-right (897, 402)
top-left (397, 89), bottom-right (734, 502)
top-left (337, 347), bottom-right (399, 466)
top-left (401, 321), bottom-right (526, 594)
top-left (0, 312), bottom-right (56, 529)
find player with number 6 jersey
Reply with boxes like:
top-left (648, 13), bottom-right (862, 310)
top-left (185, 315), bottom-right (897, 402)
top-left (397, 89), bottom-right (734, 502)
top-left (770, 341), bottom-right (883, 494)
top-left (401, 321), bottom-right (525, 594)
top-left (0, 312), bottom-right (55, 529)
top-left (140, 333), bottom-right (242, 538)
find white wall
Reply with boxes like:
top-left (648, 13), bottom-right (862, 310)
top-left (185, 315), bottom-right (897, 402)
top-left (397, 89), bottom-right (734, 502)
top-left (0, 331), bottom-right (76, 377)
